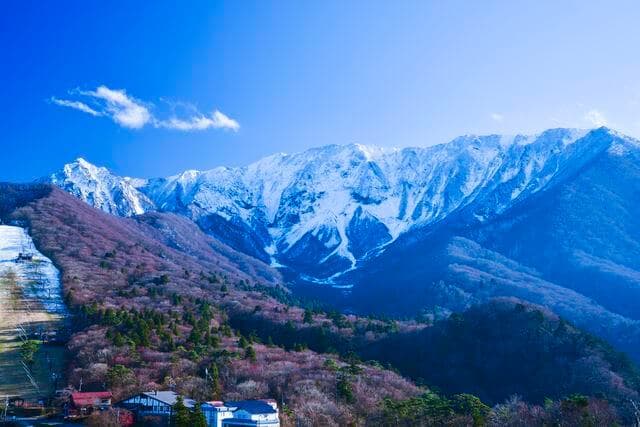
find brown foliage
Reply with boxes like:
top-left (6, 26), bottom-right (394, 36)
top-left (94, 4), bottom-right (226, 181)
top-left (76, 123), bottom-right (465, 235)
top-left (6, 186), bottom-right (422, 423)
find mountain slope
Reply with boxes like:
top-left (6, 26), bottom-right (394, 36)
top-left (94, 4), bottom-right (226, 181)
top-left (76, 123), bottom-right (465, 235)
top-left (1, 185), bottom-right (427, 425)
top-left (361, 299), bottom-right (640, 410)
top-left (46, 127), bottom-right (640, 363)
top-left (49, 128), bottom-right (620, 281)
top-left (3, 184), bottom-right (638, 424)
top-left (141, 128), bottom-right (611, 280)
top-left (346, 232), bottom-right (640, 361)
top-left (467, 139), bottom-right (640, 320)
top-left (343, 130), bottom-right (640, 360)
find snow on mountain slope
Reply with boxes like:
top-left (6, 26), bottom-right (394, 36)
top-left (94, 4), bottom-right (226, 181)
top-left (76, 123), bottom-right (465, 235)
top-left (48, 127), bottom-right (633, 282)
top-left (0, 224), bottom-right (66, 314)
top-left (49, 158), bottom-right (154, 217)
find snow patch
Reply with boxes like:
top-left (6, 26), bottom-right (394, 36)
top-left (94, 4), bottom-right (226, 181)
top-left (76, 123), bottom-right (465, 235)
top-left (0, 225), bottom-right (67, 314)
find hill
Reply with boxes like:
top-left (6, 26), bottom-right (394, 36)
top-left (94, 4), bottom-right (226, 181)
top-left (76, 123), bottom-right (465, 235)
top-left (361, 299), bottom-right (640, 409)
top-left (2, 184), bottom-right (423, 425)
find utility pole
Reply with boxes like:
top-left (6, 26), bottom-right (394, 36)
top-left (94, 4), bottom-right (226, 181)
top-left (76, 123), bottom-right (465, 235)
top-left (2, 395), bottom-right (8, 421)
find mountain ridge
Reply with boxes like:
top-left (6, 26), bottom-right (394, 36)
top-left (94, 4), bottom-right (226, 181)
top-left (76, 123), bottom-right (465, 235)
top-left (43, 126), bottom-right (640, 363)
top-left (46, 127), bottom-right (631, 282)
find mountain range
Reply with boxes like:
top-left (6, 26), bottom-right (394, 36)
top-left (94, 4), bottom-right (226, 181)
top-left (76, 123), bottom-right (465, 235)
top-left (46, 127), bottom-right (640, 361)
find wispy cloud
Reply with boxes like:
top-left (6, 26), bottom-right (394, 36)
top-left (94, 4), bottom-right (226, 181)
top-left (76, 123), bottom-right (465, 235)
top-left (584, 109), bottom-right (608, 127)
top-left (157, 110), bottom-right (240, 131)
top-left (490, 112), bottom-right (504, 122)
top-left (51, 85), bottom-right (239, 132)
top-left (51, 97), bottom-right (102, 117)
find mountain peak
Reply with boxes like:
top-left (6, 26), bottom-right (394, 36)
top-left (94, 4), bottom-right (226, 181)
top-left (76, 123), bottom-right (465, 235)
top-left (51, 157), bottom-right (153, 217)
top-left (74, 156), bottom-right (92, 166)
top-left (65, 157), bottom-right (94, 171)
top-left (68, 157), bottom-right (104, 171)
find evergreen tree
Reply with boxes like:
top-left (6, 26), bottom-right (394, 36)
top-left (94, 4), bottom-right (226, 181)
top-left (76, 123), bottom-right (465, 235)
top-left (107, 364), bottom-right (133, 387)
top-left (337, 375), bottom-right (355, 404)
top-left (188, 327), bottom-right (202, 345)
top-left (172, 395), bottom-right (191, 427)
top-left (245, 345), bottom-right (257, 361)
top-left (452, 393), bottom-right (490, 426)
top-left (303, 308), bottom-right (314, 324)
top-left (238, 335), bottom-right (249, 348)
top-left (190, 403), bottom-right (207, 427)
top-left (209, 363), bottom-right (221, 399)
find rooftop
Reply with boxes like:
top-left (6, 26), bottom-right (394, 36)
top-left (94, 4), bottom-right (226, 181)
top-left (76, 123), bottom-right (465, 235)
top-left (71, 391), bottom-right (112, 407)
top-left (142, 391), bottom-right (195, 408)
top-left (225, 400), bottom-right (277, 415)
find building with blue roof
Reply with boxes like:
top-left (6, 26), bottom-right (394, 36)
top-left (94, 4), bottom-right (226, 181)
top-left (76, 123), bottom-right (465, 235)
top-left (117, 390), bottom-right (196, 418)
top-left (201, 399), bottom-right (280, 427)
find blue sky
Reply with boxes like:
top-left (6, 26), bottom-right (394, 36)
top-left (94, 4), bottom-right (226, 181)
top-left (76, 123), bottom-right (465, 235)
top-left (2, 1), bottom-right (640, 181)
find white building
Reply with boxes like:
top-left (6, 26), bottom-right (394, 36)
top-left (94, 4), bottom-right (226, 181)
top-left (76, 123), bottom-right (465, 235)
top-left (117, 390), bottom-right (196, 418)
top-left (201, 399), bottom-right (280, 427)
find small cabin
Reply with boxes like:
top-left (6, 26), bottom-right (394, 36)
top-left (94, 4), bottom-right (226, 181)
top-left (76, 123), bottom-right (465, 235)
top-left (201, 399), bottom-right (280, 427)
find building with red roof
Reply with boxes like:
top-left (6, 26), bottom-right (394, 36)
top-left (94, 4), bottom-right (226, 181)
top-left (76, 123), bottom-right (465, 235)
top-left (70, 391), bottom-right (113, 415)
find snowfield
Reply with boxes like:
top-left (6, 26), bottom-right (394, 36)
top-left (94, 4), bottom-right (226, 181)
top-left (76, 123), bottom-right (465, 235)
top-left (0, 224), bottom-right (66, 314)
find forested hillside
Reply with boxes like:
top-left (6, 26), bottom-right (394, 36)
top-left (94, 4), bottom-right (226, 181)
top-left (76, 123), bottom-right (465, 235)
top-left (2, 184), bottom-right (639, 425)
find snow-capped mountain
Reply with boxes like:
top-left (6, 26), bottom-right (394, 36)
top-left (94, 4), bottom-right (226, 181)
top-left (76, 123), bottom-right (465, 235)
top-left (45, 126), bottom-right (640, 363)
top-left (49, 158), bottom-right (154, 217)
top-left (47, 127), bottom-right (638, 282)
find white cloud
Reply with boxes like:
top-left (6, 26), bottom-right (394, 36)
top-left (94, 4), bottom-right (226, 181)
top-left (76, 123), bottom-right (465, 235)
top-left (211, 110), bottom-right (240, 131)
top-left (51, 85), bottom-right (239, 132)
top-left (51, 97), bottom-right (102, 116)
top-left (80, 86), bottom-right (151, 129)
top-left (584, 109), bottom-right (608, 127)
top-left (490, 112), bottom-right (504, 122)
top-left (157, 110), bottom-right (240, 132)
